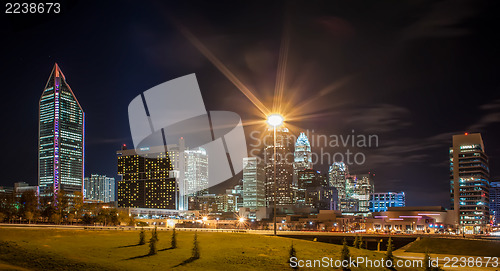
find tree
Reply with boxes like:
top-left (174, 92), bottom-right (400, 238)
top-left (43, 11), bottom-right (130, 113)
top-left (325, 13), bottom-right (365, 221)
top-left (0, 212), bottom-right (5, 222)
top-left (152, 226), bottom-right (159, 241)
top-left (340, 238), bottom-right (350, 271)
top-left (171, 228), bottom-right (177, 249)
top-left (139, 228), bottom-right (146, 245)
top-left (71, 191), bottom-right (84, 220)
top-left (385, 237), bottom-right (394, 269)
top-left (192, 231), bottom-right (200, 259)
top-left (50, 213), bottom-right (62, 224)
top-left (56, 190), bottom-right (69, 218)
top-left (149, 227), bottom-right (158, 255)
top-left (24, 211), bottom-right (34, 224)
top-left (20, 190), bottom-right (38, 223)
top-left (352, 235), bottom-right (359, 248)
top-left (357, 236), bottom-right (363, 249)
top-left (67, 213), bottom-right (75, 225)
top-left (288, 242), bottom-right (297, 269)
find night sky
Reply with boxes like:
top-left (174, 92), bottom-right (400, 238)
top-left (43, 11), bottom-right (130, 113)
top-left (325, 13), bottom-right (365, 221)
top-left (2, 0), bottom-right (500, 207)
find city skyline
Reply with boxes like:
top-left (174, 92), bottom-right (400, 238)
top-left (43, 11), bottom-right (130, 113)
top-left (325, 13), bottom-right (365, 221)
top-left (2, 1), bottom-right (500, 208)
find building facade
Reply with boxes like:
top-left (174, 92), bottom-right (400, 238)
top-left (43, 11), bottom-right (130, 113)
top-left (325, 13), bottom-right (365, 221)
top-left (369, 192), bottom-right (405, 212)
top-left (243, 157), bottom-right (266, 209)
top-left (117, 146), bottom-right (178, 209)
top-left (264, 127), bottom-right (295, 206)
top-left (84, 174), bottom-right (116, 202)
top-left (294, 132), bottom-right (313, 182)
top-left (329, 162), bottom-right (348, 209)
top-left (489, 181), bottom-right (499, 226)
top-left (185, 147), bottom-right (209, 197)
top-left (450, 133), bottom-right (490, 234)
top-left (352, 173), bottom-right (375, 213)
top-left (38, 63), bottom-right (84, 199)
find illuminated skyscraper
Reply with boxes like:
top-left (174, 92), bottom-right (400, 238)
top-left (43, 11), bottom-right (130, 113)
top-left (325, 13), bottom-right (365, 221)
top-left (450, 133), bottom-right (490, 234)
top-left (329, 162), bottom-right (348, 209)
top-left (264, 127), bottom-right (295, 206)
top-left (38, 63), bottom-right (84, 198)
top-left (294, 132), bottom-right (313, 180)
top-left (352, 173), bottom-right (374, 213)
top-left (242, 157), bottom-right (265, 209)
top-left (185, 147), bottom-right (209, 197)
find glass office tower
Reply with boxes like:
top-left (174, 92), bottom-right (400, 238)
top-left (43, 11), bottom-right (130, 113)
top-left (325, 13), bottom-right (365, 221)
top-left (450, 133), bottom-right (490, 234)
top-left (38, 63), bottom-right (84, 198)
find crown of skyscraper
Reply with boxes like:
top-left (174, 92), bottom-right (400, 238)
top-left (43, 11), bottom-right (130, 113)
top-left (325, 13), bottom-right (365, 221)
top-left (295, 132), bottom-right (311, 148)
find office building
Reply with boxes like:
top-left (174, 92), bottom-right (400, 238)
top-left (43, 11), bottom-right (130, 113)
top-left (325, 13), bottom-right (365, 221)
top-left (329, 162), bottom-right (348, 208)
top-left (450, 133), bottom-right (490, 234)
top-left (294, 132), bottom-right (313, 182)
top-left (369, 192), bottom-right (405, 212)
top-left (84, 174), bottom-right (115, 202)
top-left (352, 173), bottom-right (375, 213)
top-left (242, 157), bottom-right (266, 210)
top-left (185, 147), bottom-right (209, 197)
top-left (117, 145), bottom-right (177, 209)
top-left (489, 181), bottom-right (499, 225)
top-left (297, 169), bottom-right (321, 205)
top-left (264, 127), bottom-right (295, 206)
top-left (305, 186), bottom-right (338, 211)
top-left (38, 63), bottom-right (84, 198)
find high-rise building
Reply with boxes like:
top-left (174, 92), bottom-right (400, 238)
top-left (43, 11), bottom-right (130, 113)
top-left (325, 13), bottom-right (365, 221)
top-left (369, 192), bottom-right (405, 212)
top-left (264, 127), bottom-right (295, 206)
top-left (38, 63), bottom-right (84, 199)
top-left (490, 181), bottom-right (499, 225)
top-left (242, 157), bottom-right (265, 209)
top-left (329, 162), bottom-right (348, 208)
top-left (297, 169), bottom-right (321, 205)
top-left (84, 174), bottom-right (116, 203)
top-left (305, 186), bottom-right (338, 211)
top-left (450, 133), bottom-right (490, 234)
top-left (352, 173), bottom-right (375, 213)
top-left (294, 132), bottom-right (313, 180)
top-left (185, 147), bottom-right (209, 197)
top-left (117, 145), bottom-right (177, 209)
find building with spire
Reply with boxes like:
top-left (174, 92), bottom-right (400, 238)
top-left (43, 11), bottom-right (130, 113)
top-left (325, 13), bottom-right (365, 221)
top-left (38, 63), bottom-right (84, 199)
top-left (294, 132), bottom-right (313, 179)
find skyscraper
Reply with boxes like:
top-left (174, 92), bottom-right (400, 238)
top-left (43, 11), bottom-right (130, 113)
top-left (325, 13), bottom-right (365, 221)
top-left (185, 147), bottom-right (209, 197)
top-left (38, 63), bottom-right (84, 199)
top-left (264, 127), bottom-right (294, 206)
top-left (294, 132), bottom-right (313, 180)
top-left (352, 173), bottom-right (375, 213)
top-left (329, 162), bottom-right (348, 209)
top-left (84, 174), bottom-right (116, 203)
top-left (242, 157), bottom-right (265, 210)
top-left (450, 133), bottom-right (490, 234)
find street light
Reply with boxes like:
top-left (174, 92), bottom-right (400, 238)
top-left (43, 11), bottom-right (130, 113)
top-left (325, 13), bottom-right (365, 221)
top-left (266, 113), bottom-right (284, 236)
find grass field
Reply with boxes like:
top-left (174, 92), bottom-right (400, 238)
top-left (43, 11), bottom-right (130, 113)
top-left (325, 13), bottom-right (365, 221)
top-left (0, 227), bottom-right (424, 270)
top-left (405, 237), bottom-right (500, 257)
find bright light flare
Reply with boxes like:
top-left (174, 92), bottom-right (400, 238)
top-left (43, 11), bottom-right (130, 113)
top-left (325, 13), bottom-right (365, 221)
top-left (239, 217), bottom-right (245, 223)
top-left (202, 216), bottom-right (208, 221)
top-left (266, 114), bottom-right (284, 127)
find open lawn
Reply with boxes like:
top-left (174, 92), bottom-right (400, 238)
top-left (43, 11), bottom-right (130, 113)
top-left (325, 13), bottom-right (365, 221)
top-left (0, 227), bottom-right (423, 270)
top-left (405, 237), bottom-right (500, 257)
